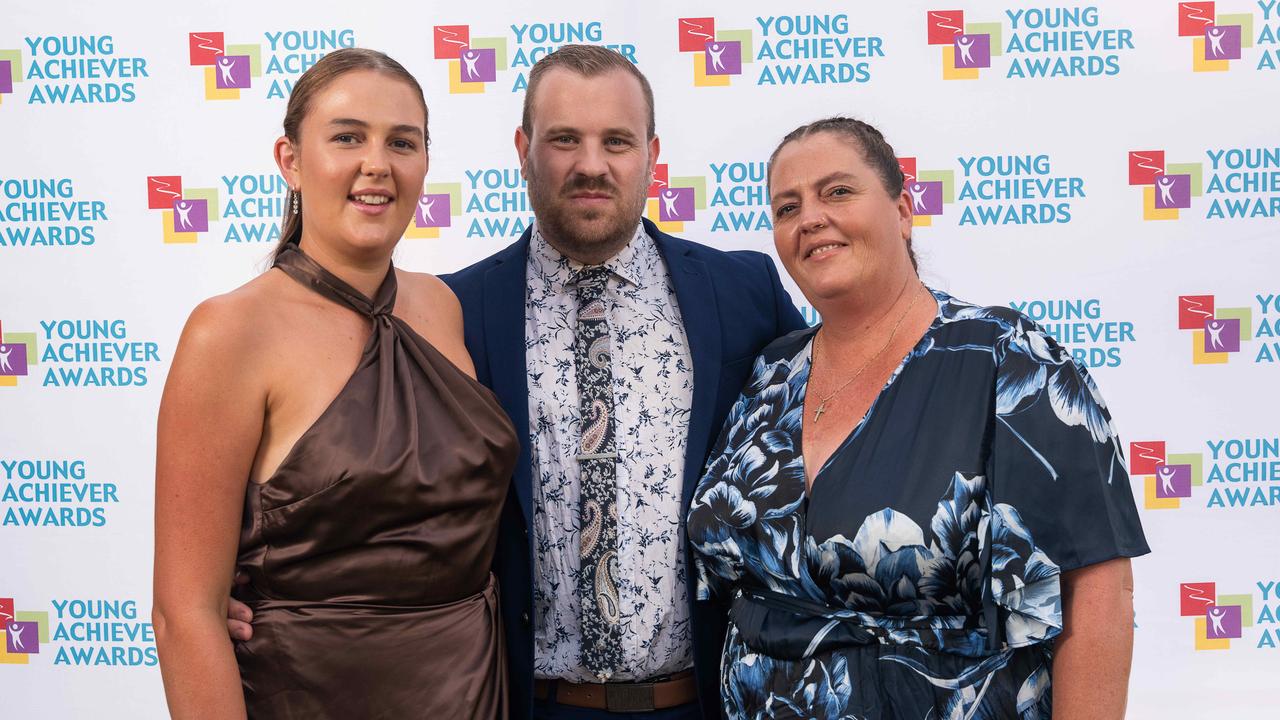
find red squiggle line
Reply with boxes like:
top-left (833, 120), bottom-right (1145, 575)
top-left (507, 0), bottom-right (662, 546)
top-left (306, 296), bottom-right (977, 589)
top-left (930, 12), bottom-right (963, 35)
top-left (1181, 4), bottom-right (1214, 27)
top-left (436, 28), bottom-right (467, 48)
top-left (1182, 297), bottom-right (1212, 319)
top-left (1182, 583), bottom-right (1214, 605)
top-left (150, 178), bottom-right (180, 200)
top-left (192, 34), bottom-right (224, 57)
top-left (680, 19), bottom-right (714, 43)
top-left (1132, 442), bottom-right (1163, 464)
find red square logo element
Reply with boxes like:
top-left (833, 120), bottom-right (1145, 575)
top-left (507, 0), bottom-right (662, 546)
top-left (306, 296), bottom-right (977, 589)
top-left (1128, 151), bottom-right (1165, 186)
top-left (897, 157), bottom-right (918, 184)
top-left (1179, 2), bottom-right (1216, 37)
top-left (434, 26), bottom-right (470, 59)
top-left (147, 176), bottom-right (183, 210)
top-left (1180, 582), bottom-right (1216, 616)
top-left (648, 164), bottom-right (669, 198)
top-left (678, 18), bottom-right (716, 53)
top-left (1128, 441), bottom-right (1166, 475)
top-left (188, 32), bottom-right (225, 66)
top-left (0, 598), bottom-right (13, 624)
top-left (1178, 295), bottom-right (1216, 330)
top-left (927, 11), bottom-right (965, 45)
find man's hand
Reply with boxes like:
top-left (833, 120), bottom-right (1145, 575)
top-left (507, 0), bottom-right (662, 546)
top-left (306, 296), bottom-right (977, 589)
top-left (226, 573), bottom-right (254, 641)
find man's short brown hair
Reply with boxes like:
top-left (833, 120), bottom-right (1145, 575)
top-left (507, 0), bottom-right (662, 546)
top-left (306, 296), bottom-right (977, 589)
top-left (521, 44), bottom-right (656, 139)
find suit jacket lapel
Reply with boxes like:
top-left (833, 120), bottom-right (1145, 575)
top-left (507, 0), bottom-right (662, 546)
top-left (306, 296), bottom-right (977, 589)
top-left (484, 234), bottom-right (534, 524)
top-left (652, 225), bottom-right (723, 512)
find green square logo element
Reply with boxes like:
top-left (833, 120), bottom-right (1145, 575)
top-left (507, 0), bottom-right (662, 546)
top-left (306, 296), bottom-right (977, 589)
top-left (669, 176), bottom-right (708, 209)
top-left (918, 170), bottom-right (956, 204)
top-left (424, 182), bottom-right (463, 215)
top-left (1214, 307), bottom-right (1252, 341)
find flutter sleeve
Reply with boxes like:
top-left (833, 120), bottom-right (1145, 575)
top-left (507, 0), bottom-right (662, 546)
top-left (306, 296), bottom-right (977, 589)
top-left (985, 317), bottom-right (1149, 645)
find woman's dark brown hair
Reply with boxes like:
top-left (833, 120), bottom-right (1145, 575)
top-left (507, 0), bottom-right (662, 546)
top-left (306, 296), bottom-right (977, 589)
top-left (273, 48), bottom-right (429, 260)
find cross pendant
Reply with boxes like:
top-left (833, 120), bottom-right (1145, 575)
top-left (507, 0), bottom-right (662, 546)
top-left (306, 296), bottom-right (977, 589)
top-left (813, 402), bottom-right (826, 422)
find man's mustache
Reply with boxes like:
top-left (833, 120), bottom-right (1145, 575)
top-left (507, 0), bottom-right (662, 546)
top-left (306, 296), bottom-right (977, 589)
top-left (560, 177), bottom-right (619, 196)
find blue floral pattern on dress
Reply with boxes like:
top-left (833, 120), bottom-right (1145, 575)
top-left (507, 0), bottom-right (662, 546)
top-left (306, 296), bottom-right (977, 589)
top-left (689, 290), bottom-right (1148, 719)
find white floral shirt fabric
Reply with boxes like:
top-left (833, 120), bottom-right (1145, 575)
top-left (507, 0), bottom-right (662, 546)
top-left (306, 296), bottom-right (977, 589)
top-left (525, 223), bottom-right (695, 682)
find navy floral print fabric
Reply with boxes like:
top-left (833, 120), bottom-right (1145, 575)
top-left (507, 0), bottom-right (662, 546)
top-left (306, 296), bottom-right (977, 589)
top-left (688, 290), bottom-right (1149, 719)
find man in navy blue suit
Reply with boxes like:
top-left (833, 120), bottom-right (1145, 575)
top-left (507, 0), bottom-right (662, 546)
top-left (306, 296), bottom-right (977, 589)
top-left (443, 46), bottom-right (804, 720)
top-left (228, 45), bottom-right (804, 719)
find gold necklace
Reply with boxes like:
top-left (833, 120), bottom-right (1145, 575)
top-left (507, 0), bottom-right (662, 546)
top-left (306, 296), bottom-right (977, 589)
top-left (811, 281), bottom-right (925, 422)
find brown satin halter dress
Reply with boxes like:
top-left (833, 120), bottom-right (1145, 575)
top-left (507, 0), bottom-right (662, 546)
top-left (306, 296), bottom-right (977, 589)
top-left (233, 244), bottom-right (518, 719)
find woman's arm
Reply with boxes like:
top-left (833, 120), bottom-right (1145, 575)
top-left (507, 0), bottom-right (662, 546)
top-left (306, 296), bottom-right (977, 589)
top-left (1052, 557), bottom-right (1136, 719)
top-left (153, 297), bottom-right (267, 720)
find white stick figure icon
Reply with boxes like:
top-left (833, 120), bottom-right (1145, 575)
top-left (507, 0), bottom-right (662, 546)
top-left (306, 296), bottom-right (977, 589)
top-left (909, 183), bottom-right (929, 213)
top-left (956, 35), bottom-right (975, 64)
top-left (7, 623), bottom-right (25, 651)
top-left (1206, 320), bottom-right (1225, 350)
top-left (1209, 607), bottom-right (1227, 635)
top-left (419, 196), bottom-right (436, 223)
top-left (0, 345), bottom-right (12, 374)
top-left (218, 57), bottom-right (236, 85)
top-left (707, 43), bottom-right (726, 72)
top-left (1207, 28), bottom-right (1224, 58)
top-left (462, 51), bottom-right (479, 80)
top-left (175, 200), bottom-right (193, 230)
top-left (1158, 176), bottom-right (1177, 206)
top-left (1158, 467), bottom-right (1177, 495)
top-left (661, 190), bottom-right (680, 217)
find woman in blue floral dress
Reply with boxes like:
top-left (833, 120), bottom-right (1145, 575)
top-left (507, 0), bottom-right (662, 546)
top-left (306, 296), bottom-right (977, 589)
top-left (687, 119), bottom-right (1148, 719)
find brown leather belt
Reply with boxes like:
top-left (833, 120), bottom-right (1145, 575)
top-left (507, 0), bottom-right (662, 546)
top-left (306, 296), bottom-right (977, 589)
top-left (533, 670), bottom-right (697, 712)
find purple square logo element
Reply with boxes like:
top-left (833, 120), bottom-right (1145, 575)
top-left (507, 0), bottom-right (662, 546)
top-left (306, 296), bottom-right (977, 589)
top-left (1204, 25), bottom-right (1242, 61)
top-left (1203, 317), bottom-right (1241, 353)
top-left (6, 621), bottom-right (39, 654)
top-left (0, 60), bottom-right (12, 94)
top-left (171, 198), bottom-right (209, 233)
top-left (1154, 464), bottom-right (1192, 499)
top-left (459, 47), bottom-right (496, 83)
top-left (414, 194), bottom-right (452, 228)
top-left (703, 40), bottom-right (743, 76)
top-left (1153, 174), bottom-right (1191, 210)
top-left (214, 55), bottom-right (251, 90)
top-left (659, 187), bottom-right (696, 222)
top-left (1205, 605), bottom-right (1243, 639)
top-left (953, 34), bottom-right (992, 69)
top-left (0, 342), bottom-right (29, 377)
top-left (907, 181), bottom-right (944, 216)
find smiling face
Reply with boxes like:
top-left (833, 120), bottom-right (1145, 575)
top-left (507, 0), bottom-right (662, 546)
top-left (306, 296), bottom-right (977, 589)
top-left (769, 132), bottom-right (914, 306)
top-left (516, 67), bottom-right (658, 264)
top-left (275, 69), bottom-right (427, 260)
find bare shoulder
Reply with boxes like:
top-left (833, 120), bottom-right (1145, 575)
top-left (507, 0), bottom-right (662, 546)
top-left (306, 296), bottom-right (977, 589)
top-left (179, 271), bottom-right (299, 359)
top-left (394, 269), bottom-right (463, 331)
top-left (393, 269), bottom-right (474, 376)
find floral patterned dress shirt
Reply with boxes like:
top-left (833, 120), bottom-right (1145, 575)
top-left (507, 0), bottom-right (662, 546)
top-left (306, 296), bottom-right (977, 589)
top-left (526, 223), bottom-right (695, 682)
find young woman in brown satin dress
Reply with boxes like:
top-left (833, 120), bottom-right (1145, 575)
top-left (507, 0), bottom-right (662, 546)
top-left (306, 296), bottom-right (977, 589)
top-left (153, 49), bottom-right (517, 719)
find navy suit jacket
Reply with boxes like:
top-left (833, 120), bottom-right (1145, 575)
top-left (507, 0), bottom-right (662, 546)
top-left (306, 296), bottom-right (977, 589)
top-left (442, 219), bottom-right (806, 720)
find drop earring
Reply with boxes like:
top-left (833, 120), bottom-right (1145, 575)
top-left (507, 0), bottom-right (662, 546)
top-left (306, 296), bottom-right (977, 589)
top-left (292, 189), bottom-right (300, 215)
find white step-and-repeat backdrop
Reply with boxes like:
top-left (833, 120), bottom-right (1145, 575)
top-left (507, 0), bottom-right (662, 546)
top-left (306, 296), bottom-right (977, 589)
top-left (1, 1), bottom-right (1277, 716)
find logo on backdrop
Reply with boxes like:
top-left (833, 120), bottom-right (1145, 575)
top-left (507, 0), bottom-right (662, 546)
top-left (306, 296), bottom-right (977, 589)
top-left (676, 15), bottom-right (885, 87)
top-left (903, 153), bottom-right (1087, 227)
top-left (644, 161), bottom-right (773, 236)
top-left (1, 178), bottom-right (107, 249)
top-left (1006, 298), bottom-right (1135, 368)
top-left (1130, 147), bottom-right (1280, 220)
top-left (2, 459), bottom-right (118, 528)
top-left (0, 598), bottom-right (156, 666)
top-left (0, 36), bottom-right (149, 107)
top-left (146, 173), bottom-right (295, 244)
top-left (1176, 2), bottom-right (1280, 71)
top-left (186, 29), bottom-right (355, 100)
top-left (925, 8), bottom-right (1136, 79)
top-left (1130, 437), bottom-right (1280, 510)
top-left (432, 22), bottom-right (639, 94)
top-left (1176, 293), bottom-right (1280, 364)
top-left (0, 320), bottom-right (37, 388)
top-left (896, 156), bottom-right (955, 228)
top-left (1178, 581), bottom-right (1280, 650)
top-left (8, 319), bottom-right (162, 388)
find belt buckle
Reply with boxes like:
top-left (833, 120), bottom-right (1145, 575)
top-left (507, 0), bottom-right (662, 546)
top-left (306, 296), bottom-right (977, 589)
top-left (605, 682), bottom-right (656, 713)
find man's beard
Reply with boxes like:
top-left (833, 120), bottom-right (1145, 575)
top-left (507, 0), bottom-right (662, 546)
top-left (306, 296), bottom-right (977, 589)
top-left (525, 158), bottom-right (648, 263)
